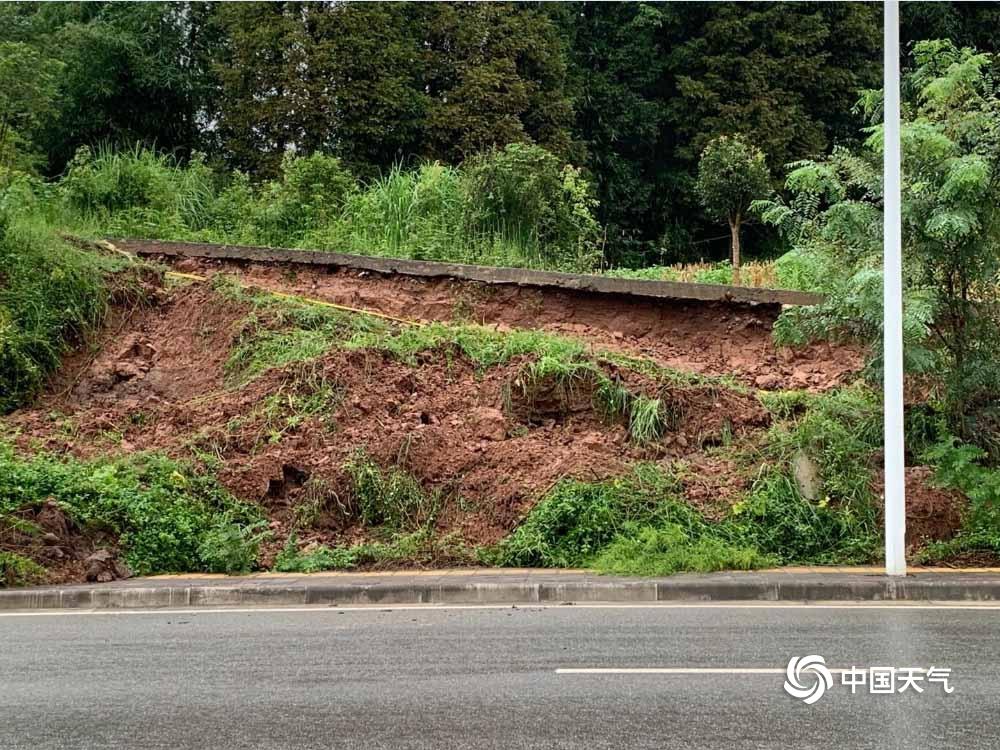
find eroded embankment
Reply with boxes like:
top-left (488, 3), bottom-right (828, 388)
top-left (4, 265), bottom-right (960, 585)
top-left (6, 278), bottom-right (774, 574)
top-left (160, 255), bottom-right (863, 392)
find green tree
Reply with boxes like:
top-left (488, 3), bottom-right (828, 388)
top-left (211, 2), bottom-right (576, 176)
top-left (420, 2), bottom-right (576, 163)
top-left (212, 2), bottom-right (427, 177)
top-left (757, 40), bottom-right (1000, 455)
top-left (664, 3), bottom-right (881, 169)
top-left (900, 41), bottom-right (1000, 446)
top-left (0, 2), bottom-right (213, 173)
top-left (0, 42), bottom-right (62, 173)
top-left (557, 3), bottom-right (676, 265)
top-left (695, 135), bottom-right (770, 282)
top-left (558, 1), bottom-right (881, 264)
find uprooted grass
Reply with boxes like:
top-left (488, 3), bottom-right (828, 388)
top-left (224, 362), bottom-right (343, 451)
top-left (274, 452), bottom-right (469, 572)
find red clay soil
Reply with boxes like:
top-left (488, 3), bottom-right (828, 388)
top-left (872, 466), bottom-right (966, 552)
top-left (6, 280), bottom-right (781, 581)
top-left (164, 257), bottom-right (864, 392)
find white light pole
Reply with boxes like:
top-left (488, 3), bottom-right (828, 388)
top-left (883, 0), bottom-right (907, 576)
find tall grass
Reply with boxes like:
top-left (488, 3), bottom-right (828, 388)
top-left (48, 143), bottom-right (605, 272)
top-left (327, 163), bottom-right (466, 260)
top-left (0, 211), bottom-right (115, 412)
top-left (61, 143), bottom-right (215, 238)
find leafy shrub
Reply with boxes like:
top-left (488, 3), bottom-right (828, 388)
top-left (0, 446), bottom-right (265, 576)
top-left (767, 386), bottom-right (882, 508)
top-left (919, 437), bottom-right (1000, 560)
top-left (743, 386), bottom-right (882, 563)
top-left (0, 551), bottom-right (46, 586)
top-left (462, 143), bottom-right (601, 271)
top-left (246, 152), bottom-right (357, 246)
top-left (730, 470), bottom-right (877, 564)
top-left (196, 521), bottom-right (269, 575)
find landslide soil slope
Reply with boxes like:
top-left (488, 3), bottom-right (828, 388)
top-left (10, 264), bottom-right (940, 583)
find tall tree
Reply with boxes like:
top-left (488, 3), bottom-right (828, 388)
top-left (695, 135), bottom-right (771, 282)
top-left (0, 42), bottom-right (62, 173)
top-left (0, 2), bottom-right (212, 173)
top-left (663, 2), bottom-right (881, 169)
top-left (420, 2), bottom-right (576, 163)
top-left (558, 3), bottom-right (676, 263)
top-left (212, 2), bottom-right (427, 178)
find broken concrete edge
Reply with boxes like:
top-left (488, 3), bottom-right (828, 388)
top-left (112, 238), bottom-right (824, 308)
top-left (3, 577), bottom-right (999, 611)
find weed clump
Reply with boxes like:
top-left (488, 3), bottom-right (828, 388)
top-left (347, 450), bottom-right (443, 532)
top-left (273, 530), bottom-right (473, 574)
top-left (592, 525), bottom-right (774, 575)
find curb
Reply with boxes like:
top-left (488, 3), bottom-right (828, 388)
top-left (3, 574), bottom-right (1000, 611)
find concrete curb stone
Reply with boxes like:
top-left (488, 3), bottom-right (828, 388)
top-left (3, 571), bottom-right (1000, 611)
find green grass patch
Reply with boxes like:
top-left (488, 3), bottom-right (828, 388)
top-left (0, 444), bottom-right (266, 577)
top-left (273, 530), bottom-right (473, 573)
top-left (347, 450), bottom-right (444, 532)
top-left (0, 213), bottom-right (140, 412)
top-left (592, 525), bottom-right (774, 575)
top-left (486, 465), bottom-right (704, 568)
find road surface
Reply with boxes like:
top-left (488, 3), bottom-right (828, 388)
top-left (2, 602), bottom-right (997, 749)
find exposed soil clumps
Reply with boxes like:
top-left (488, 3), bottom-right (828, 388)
top-left (157, 257), bottom-right (864, 392)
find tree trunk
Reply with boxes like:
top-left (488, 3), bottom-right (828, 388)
top-left (729, 213), bottom-right (742, 285)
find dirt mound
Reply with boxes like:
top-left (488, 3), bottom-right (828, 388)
top-left (161, 258), bottom-right (864, 392)
top-left (872, 466), bottom-right (966, 551)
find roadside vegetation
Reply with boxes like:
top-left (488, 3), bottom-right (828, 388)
top-left (3, 0), bottom-right (1000, 583)
top-left (0, 445), bottom-right (263, 585)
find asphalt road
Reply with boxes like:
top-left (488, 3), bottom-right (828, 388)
top-left (2, 603), bottom-right (998, 749)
